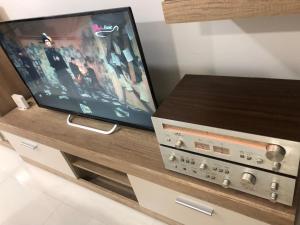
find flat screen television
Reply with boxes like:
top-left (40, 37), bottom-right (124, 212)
top-left (0, 7), bottom-right (157, 130)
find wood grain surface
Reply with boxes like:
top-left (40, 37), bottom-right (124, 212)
top-left (0, 102), bottom-right (297, 225)
top-left (162, 0), bottom-right (300, 23)
top-left (73, 159), bottom-right (132, 188)
top-left (0, 47), bottom-right (30, 116)
top-left (154, 75), bottom-right (300, 143)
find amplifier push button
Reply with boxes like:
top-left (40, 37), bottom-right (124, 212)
top-left (270, 192), bottom-right (278, 202)
top-left (271, 182), bottom-right (279, 191)
top-left (256, 157), bottom-right (264, 164)
top-left (272, 162), bottom-right (281, 171)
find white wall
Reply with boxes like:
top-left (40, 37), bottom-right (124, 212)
top-left (172, 16), bottom-right (300, 80)
top-left (1, 0), bottom-right (300, 102)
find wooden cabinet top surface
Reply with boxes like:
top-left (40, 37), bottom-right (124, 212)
top-left (154, 75), bottom-right (300, 142)
top-left (0, 103), bottom-right (297, 225)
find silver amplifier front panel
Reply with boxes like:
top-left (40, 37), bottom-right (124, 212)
top-left (152, 117), bottom-right (300, 177)
top-left (160, 145), bottom-right (296, 206)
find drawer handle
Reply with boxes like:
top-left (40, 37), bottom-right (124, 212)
top-left (21, 142), bottom-right (38, 150)
top-left (175, 197), bottom-right (214, 216)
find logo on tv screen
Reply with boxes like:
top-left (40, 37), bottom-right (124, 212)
top-left (92, 24), bottom-right (119, 37)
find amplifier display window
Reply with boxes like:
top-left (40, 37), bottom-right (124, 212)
top-left (195, 142), bottom-right (210, 151)
top-left (213, 146), bottom-right (230, 155)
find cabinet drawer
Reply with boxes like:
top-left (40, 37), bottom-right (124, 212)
top-left (3, 132), bottom-right (76, 178)
top-left (128, 175), bottom-right (269, 225)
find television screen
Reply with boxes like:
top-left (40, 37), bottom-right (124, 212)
top-left (0, 7), bottom-right (157, 130)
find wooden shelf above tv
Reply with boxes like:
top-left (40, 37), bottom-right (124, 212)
top-left (162, 0), bottom-right (300, 23)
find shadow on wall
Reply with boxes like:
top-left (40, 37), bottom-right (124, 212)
top-left (200, 14), bottom-right (300, 35)
top-left (137, 21), bottom-right (180, 104)
top-left (170, 22), bottom-right (216, 77)
top-left (198, 14), bottom-right (300, 79)
top-left (234, 15), bottom-right (300, 79)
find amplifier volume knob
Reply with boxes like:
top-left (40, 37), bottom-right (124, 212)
top-left (175, 140), bottom-right (184, 148)
top-left (241, 172), bottom-right (256, 187)
top-left (222, 179), bottom-right (230, 188)
top-left (266, 144), bottom-right (286, 162)
top-left (199, 163), bottom-right (207, 170)
top-left (168, 154), bottom-right (176, 162)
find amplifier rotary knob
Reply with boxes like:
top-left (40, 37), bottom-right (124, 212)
top-left (199, 163), bottom-right (207, 170)
top-left (241, 172), bottom-right (256, 187)
top-left (266, 144), bottom-right (286, 162)
top-left (175, 140), bottom-right (184, 148)
top-left (222, 179), bottom-right (230, 188)
top-left (168, 154), bottom-right (176, 162)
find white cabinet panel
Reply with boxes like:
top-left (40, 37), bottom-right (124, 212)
top-left (128, 175), bottom-right (269, 225)
top-left (3, 132), bottom-right (76, 178)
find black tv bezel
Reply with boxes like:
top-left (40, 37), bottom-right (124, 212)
top-left (0, 7), bottom-right (158, 131)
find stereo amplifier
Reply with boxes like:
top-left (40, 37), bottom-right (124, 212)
top-left (152, 75), bottom-right (300, 206)
top-left (160, 145), bottom-right (295, 205)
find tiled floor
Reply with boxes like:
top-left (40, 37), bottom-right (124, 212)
top-left (0, 145), bottom-right (166, 225)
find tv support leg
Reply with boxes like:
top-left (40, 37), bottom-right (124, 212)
top-left (67, 114), bottom-right (118, 135)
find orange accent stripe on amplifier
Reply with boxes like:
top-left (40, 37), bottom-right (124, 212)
top-left (162, 124), bottom-right (267, 150)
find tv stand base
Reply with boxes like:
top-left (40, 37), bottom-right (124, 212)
top-left (67, 114), bottom-right (118, 135)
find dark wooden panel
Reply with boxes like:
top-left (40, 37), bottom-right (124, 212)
top-left (73, 159), bottom-right (131, 188)
top-left (0, 46), bottom-right (30, 116)
top-left (162, 0), bottom-right (300, 23)
top-left (87, 176), bottom-right (137, 201)
top-left (154, 75), bottom-right (300, 142)
top-left (0, 103), bottom-right (296, 225)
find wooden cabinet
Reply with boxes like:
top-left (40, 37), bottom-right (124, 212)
top-left (0, 130), bottom-right (14, 149)
top-left (162, 0), bottom-right (300, 23)
top-left (0, 105), bottom-right (296, 225)
top-left (3, 132), bottom-right (76, 178)
top-left (129, 175), bottom-right (270, 225)
top-left (0, 47), bottom-right (30, 116)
